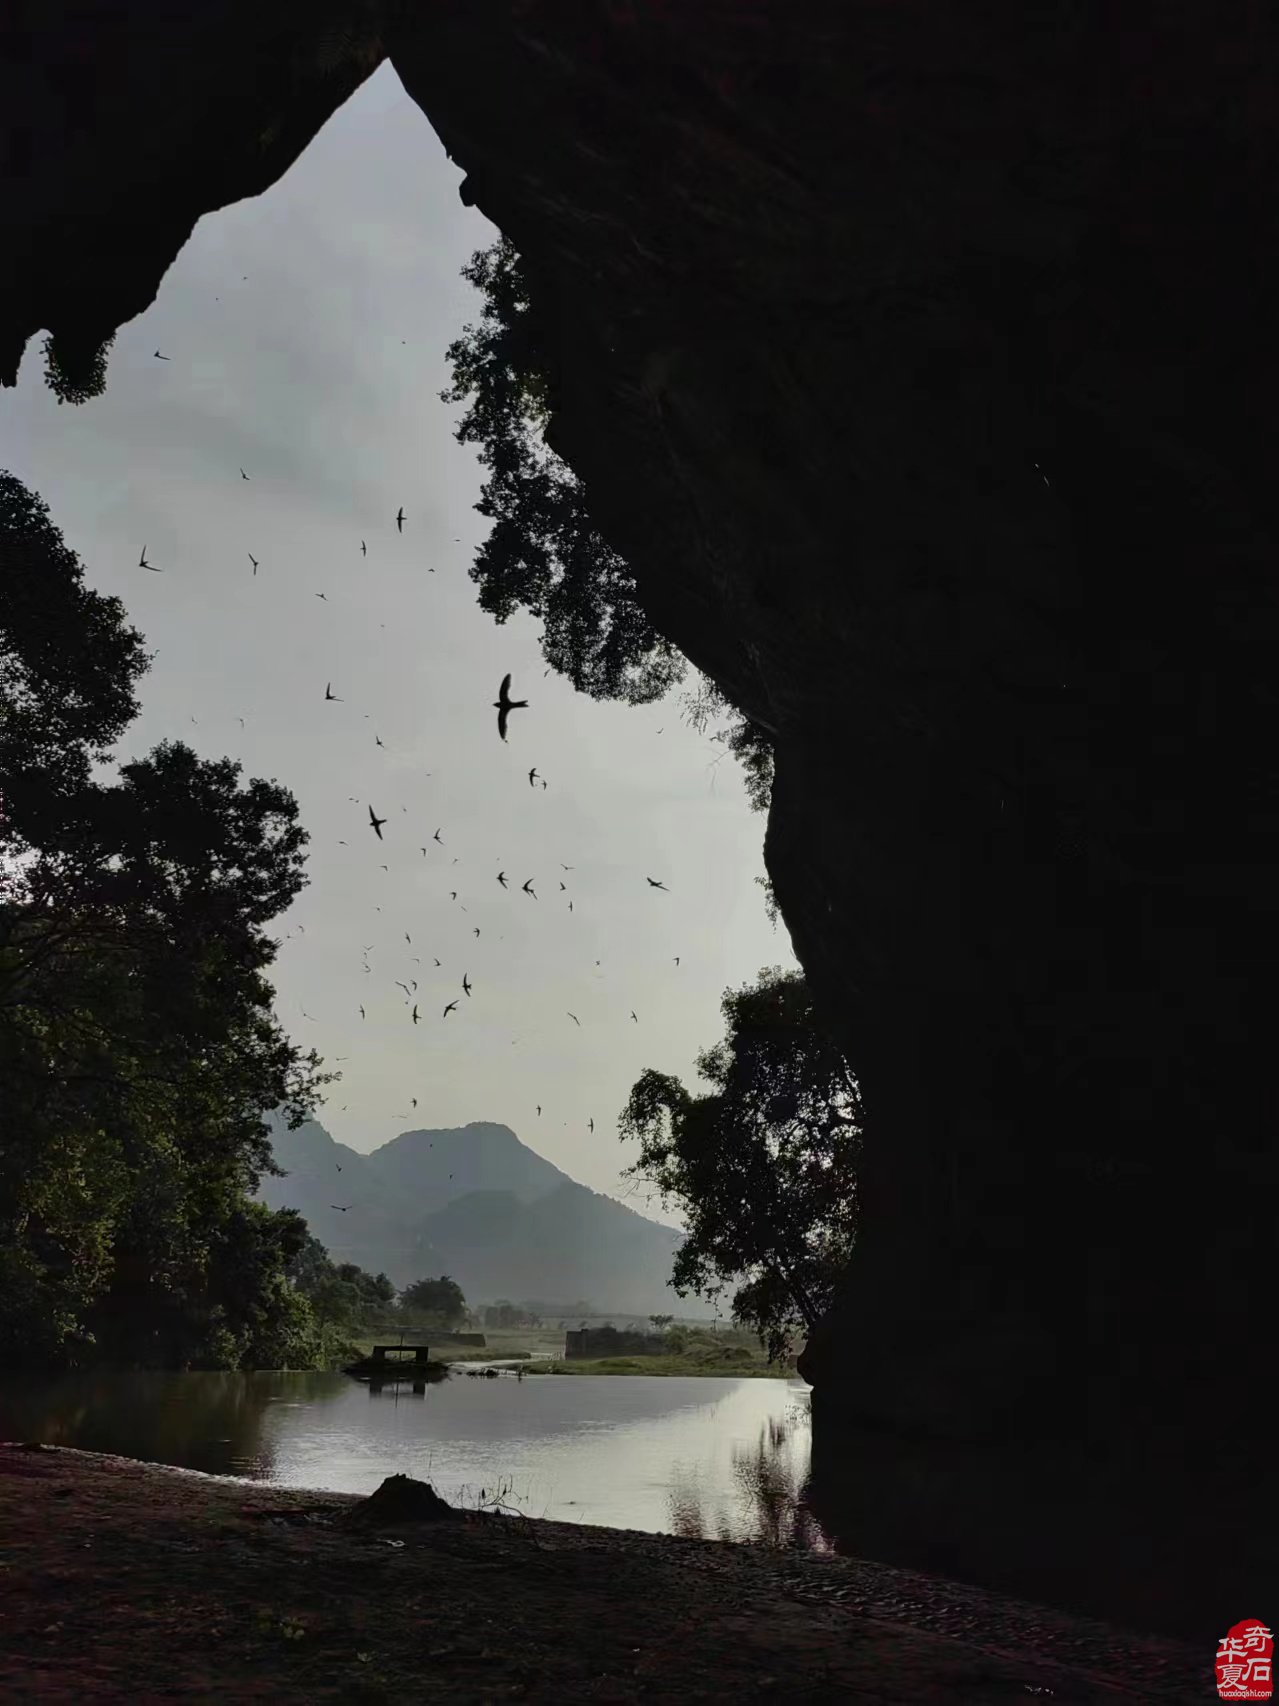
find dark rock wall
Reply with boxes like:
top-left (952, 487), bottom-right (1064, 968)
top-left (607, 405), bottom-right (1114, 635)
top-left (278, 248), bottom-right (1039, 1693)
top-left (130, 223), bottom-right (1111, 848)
top-left (4, 0), bottom-right (1275, 1630)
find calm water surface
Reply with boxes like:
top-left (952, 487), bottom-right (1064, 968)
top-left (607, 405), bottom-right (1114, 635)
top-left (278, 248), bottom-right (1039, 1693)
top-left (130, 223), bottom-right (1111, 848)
top-left (0, 1370), bottom-right (827, 1547)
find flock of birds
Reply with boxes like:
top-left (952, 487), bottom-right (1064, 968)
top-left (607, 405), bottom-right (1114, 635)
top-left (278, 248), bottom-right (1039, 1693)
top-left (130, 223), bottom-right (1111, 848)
top-left (134, 443), bottom-right (687, 1205)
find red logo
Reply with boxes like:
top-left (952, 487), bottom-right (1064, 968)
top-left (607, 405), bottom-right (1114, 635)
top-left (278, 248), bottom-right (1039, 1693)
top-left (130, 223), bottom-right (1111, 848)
top-left (1217, 1620), bottom-right (1273, 1701)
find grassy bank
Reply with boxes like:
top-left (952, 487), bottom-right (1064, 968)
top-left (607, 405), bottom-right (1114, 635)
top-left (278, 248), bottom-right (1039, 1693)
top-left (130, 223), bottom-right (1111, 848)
top-left (345, 1328), bottom-right (567, 1365)
top-left (524, 1349), bottom-right (794, 1378)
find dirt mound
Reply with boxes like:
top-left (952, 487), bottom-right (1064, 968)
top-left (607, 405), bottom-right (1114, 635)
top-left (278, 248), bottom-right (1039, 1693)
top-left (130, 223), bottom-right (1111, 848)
top-left (342, 1473), bottom-right (456, 1527)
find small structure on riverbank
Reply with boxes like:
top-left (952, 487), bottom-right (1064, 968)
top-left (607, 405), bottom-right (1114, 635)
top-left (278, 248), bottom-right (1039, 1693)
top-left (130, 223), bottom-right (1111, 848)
top-left (344, 1344), bottom-right (447, 1382)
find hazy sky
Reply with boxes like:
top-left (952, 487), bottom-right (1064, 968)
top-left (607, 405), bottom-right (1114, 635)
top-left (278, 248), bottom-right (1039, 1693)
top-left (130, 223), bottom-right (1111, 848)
top-left (0, 65), bottom-right (795, 1217)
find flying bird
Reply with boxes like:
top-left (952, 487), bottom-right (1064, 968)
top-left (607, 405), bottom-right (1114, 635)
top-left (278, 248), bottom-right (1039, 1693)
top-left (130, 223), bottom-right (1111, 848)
top-left (646, 878), bottom-right (669, 891)
top-left (528, 768), bottom-right (540, 787)
top-left (442, 999), bottom-right (459, 1018)
top-left (153, 350), bottom-right (169, 360)
top-left (497, 871), bottom-right (508, 888)
top-left (404, 932), bottom-right (412, 944)
top-left (450, 891), bottom-right (457, 901)
top-left (411, 1098), bottom-right (417, 1109)
top-left (433, 957), bottom-right (441, 968)
top-left (325, 682), bottom-right (341, 701)
top-left (375, 734), bottom-right (385, 748)
top-left (588, 1118), bottom-right (595, 1134)
top-left (315, 592), bottom-right (328, 601)
top-left (560, 864), bottom-right (574, 872)
top-left (361, 540), bottom-right (367, 556)
top-left (433, 828), bottom-right (443, 844)
top-left (631, 1011), bottom-right (638, 1022)
top-left (359, 1005), bottom-right (365, 1020)
top-left (412, 1004), bottom-right (419, 1024)
top-left (559, 882), bottom-right (566, 891)
top-left (568, 900), bottom-right (574, 912)
top-left (240, 467), bottom-right (250, 481)
top-left (494, 673), bottom-right (529, 742)
top-left (331, 1204), bottom-right (350, 1212)
top-left (536, 1105), bottom-right (541, 1117)
top-left (396, 507), bottom-right (405, 532)
top-left (674, 956), bottom-right (680, 966)
top-left (368, 806), bottom-right (387, 839)
top-left (522, 879), bottom-right (536, 899)
top-left (567, 1012), bottom-right (581, 1027)
top-left (473, 927), bottom-right (480, 937)
top-left (395, 981), bottom-right (411, 998)
top-left (462, 973), bottom-right (472, 997)
top-left (139, 546), bottom-right (162, 572)
top-left (248, 553), bottom-right (259, 575)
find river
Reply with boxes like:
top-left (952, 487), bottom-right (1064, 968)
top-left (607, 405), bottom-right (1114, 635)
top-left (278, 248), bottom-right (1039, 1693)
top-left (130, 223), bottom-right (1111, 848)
top-left (0, 1369), bottom-right (829, 1549)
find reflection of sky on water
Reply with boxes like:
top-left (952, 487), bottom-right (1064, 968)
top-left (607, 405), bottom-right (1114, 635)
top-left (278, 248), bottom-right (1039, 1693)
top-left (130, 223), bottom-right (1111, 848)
top-left (668, 1393), bottom-right (829, 1552)
top-left (2, 1370), bottom-right (822, 1544)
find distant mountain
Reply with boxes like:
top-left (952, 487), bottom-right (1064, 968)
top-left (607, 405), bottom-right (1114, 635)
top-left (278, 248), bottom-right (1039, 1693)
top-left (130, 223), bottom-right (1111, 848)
top-left (258, 1115), bottom-right (684, 1316)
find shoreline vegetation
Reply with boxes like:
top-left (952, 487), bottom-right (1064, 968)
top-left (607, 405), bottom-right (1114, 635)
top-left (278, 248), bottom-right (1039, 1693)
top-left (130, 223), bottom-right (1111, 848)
top-left (0, 1444), bottom-right (1201, 1702)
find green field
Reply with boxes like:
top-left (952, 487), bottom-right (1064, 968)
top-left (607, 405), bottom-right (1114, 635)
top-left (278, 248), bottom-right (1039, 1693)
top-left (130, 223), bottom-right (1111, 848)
top-left (523, 1346), bottom-right (793, 1378)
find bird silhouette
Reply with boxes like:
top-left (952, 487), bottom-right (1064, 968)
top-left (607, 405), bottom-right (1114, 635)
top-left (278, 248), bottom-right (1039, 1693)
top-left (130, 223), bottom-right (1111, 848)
top-left (153, 350), bottom-right (169, 360)
top-left (588, 1118), bottom-right (595, 1133)
top-left (248, 553), bottom-right (259, 575)
top-left (494, 674), bottom-right (528, 742)
top-left (450, 891), bottom-right (457, 902)
top-left (433, 957), bottom-right (441, 967)
top-left (674, 956), bottom-right (680, 966)
top-left (646, 878), bottom-right (669, 891)
top-left (396, 507), bottom-right (405, 533)
top-left (139, 545), bottom-right (162, 572)
top-left (411, 1097), bottom-right (418, 1109)
top-left (528, 768), bottom-right (539, 787)
top-left (559, 882), bottom-right (566, 891)
top-left (433, 828), bottom-right (443, 844)
top-left (568, 900), bottom-right (574, 912)
top-left (359, 1005), bottom-right (365, 1019)
top-left (567, 1012), bottom-right (581, 1027)
top-left (536, 1105), bottom-right (542, 1117)
top-left (360, 540), bottom-right (367, 556)
top-left (395, 981), bottom-right (411, 998)
top-left (405, 932), bottom-right (411, 944)
top-left (412, 1004), bottom-right (419, 1024)
top-left (462, 973), bottom-right (472, 997)
top-left (368, 806), bottom-right (387, 839)
top-left (325, 682), bottom-right (341, 701)
top-left (473, 927), bottom-right (481, 937)
top-left (331, 1204), bottom-right (350, 1212)
top-left (240, 467), bottom-right (250, 481)
top-left (443, 999), bottom-right (459, 1018)
top-left (560, 864), bottom-right (574, 872)
top-left (631, 1011), bottom-right (638, 1022)
top-left (497, 871), bottom-right (508, 888)
top-left (522, 879), bottom-right (537, 899)
top-left (375, 734), bottom-right (385, 748)
top-left (315, 592), bottom-right (328, 601)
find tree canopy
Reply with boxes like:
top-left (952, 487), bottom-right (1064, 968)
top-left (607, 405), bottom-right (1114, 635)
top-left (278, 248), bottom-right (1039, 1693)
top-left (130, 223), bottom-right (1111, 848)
top-left (618, 968), bottom-right (861, 1360)
top-left (398, 1275), bottom-right (467, 1328)
top-left (1, 470), bottom-right (328, 1369)
top-left (442, 238), bottom-right (685, 706)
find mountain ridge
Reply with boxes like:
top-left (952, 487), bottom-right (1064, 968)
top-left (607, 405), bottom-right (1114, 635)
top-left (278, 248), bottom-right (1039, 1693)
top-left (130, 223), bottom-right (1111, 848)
top-left (259, 1114), bottom-right (683, 1315)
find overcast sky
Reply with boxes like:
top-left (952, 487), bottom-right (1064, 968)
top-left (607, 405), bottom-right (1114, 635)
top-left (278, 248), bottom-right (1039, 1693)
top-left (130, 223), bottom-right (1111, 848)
top-left (0, 65), bottom-right (795, 1219)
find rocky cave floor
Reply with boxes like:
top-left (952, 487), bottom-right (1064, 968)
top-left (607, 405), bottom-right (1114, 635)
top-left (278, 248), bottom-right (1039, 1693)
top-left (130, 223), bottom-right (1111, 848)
top-left (0, 1443), bottom-right (1204, 1702)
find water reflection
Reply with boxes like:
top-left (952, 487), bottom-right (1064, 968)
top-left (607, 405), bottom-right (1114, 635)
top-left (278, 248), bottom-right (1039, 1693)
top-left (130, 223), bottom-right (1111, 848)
top-left (1, 1370), bottom-right (824, 1548)
top-left (668, 1394), bottom-right (829, 1552)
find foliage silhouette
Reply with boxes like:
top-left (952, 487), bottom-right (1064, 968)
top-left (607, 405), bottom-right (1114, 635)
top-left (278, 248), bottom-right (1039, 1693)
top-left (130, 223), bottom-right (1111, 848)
top-left (42, 332), bottom-right (114, 406)
top-left (1, 471), bottom-right (328, 1368)
top-left (444, 238), bottom-right (774, 799)
top-left (398, 1274), bottom-right (467, 1328)
top-left (619, 969), bottom-right (861, 1361)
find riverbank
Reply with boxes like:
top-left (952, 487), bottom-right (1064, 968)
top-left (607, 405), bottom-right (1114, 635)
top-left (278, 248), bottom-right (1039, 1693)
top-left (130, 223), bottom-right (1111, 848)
top-left (0, 1443), bottom-right (1201, 1702)
top-left (522, 1354), bottom-right (791, 1377)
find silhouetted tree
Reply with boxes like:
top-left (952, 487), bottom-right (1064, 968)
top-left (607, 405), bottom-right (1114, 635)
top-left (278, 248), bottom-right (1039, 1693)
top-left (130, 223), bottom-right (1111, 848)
top-left (42, 333), bottom-right (115, 406)
top-left (0, 472), bottom-right (327, 1368)
top-left (399, 1274), bottom-right (467, 1328)
top-left (442, 238), bottom-right (683, 705)
top-left (619, 969), bottom-right (861, 1360)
